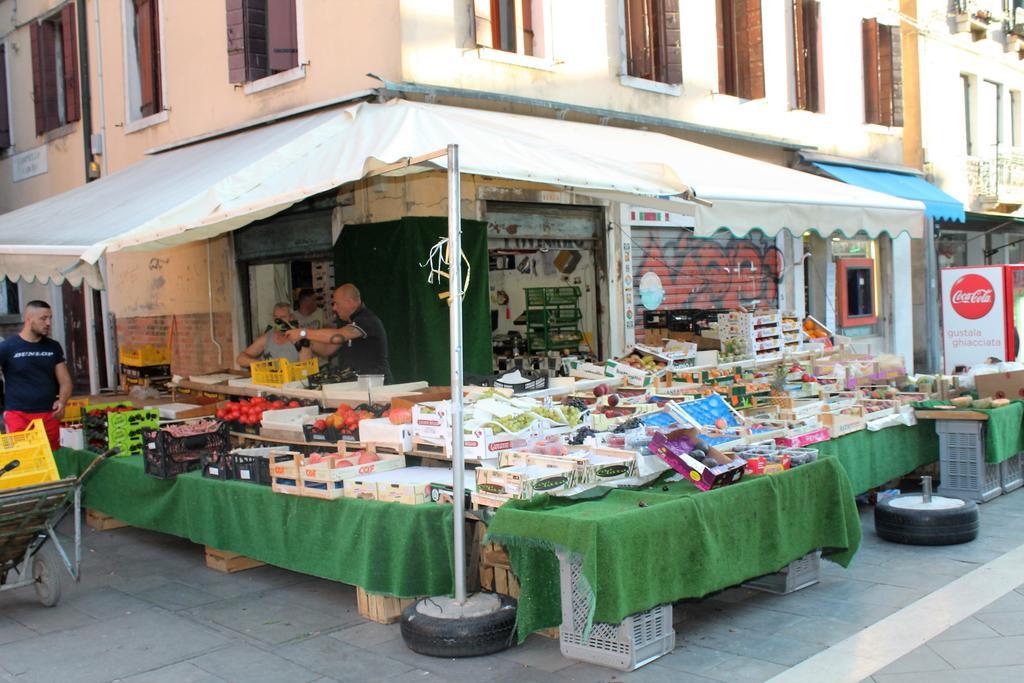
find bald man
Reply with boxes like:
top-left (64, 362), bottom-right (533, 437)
top-left (287, 284), bottom-right (392, 383)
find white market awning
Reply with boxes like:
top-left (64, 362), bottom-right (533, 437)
top-left (0, 99), bottom-right (924, 286)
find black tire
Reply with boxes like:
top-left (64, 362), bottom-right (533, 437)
top-left (32, 543), bottom-right (64, 607)
top-left (875, 494), bottom-right (979, 546)
top-left (400, 595), bottom-right (517, 658)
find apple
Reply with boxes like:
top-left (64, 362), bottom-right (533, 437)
top-left (593, 383), bottom-right (610, 397)
top-left (358, 451), bottom-right (380, 464)
top-left (607, 394), bottom-right (620, 407)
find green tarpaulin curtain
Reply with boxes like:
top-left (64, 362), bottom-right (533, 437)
top-left (334, 217), bottom-right (491, 386)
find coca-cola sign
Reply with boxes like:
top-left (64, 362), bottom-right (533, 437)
top-left (950, 274), bottom-right (996, 320)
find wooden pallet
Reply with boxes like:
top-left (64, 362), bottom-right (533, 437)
top-left (85, 509), bottom-right (129, 531)
top-left (356, 586), bottom-right (416, 624)
top-left (204, 546), bottom-right (265, 573)
top-left (479, 541), bottom-right (520, 599)
top-left (410, 436), bottom-right (450, 459)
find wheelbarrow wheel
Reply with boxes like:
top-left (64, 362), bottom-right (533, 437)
top-left (31, 544), bottom-right (63, 607)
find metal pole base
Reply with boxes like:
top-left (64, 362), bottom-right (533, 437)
top-left (400, 593), bottom-right (518, 658)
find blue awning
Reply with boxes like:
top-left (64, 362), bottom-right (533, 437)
top-left (812, 162), bottom-right (965, 223)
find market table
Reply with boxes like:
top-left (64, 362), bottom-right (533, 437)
top-left (914, 401), bottom-right (1024, 464)
top-left (487, 456), bottom-right (862, 641)
top-left (54, 449), bottom-right (456, 598)
top-left (815, 423), bottom-right (939, 495)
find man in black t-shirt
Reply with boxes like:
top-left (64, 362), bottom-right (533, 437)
top-left (287, 284), bottom-right (393, 383)
top-left (0, 301), bottom-right (72, 449)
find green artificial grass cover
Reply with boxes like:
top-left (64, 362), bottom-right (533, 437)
top-left (816, 423), bottom-right (939, 494)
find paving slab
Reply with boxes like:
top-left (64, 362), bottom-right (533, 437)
top-left (187, 641), bottom-right (323, 683)
top-left (183, 593), bottom-right (351, 646)
top-left (118, 661), bottom-right (228, 683)
top-left (275, 634), bottom-right (416, 681)
top-left (928, 634), bottom-right (1024, 668)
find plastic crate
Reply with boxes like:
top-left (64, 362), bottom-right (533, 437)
top-left (743, 550), bottom-right (821, 594)
top-left (61, 398), bottom-right (89, 424)
top-left (251, 357), bottom-right (320, 387)
top-left (1000, 453), bottom-right (1023, 494)
top-left (119, 345), bottom-right (171, 367)
top-left (936, 420), bottom-right (1002, 503)
top-left (556, 551), bottom-right (674, 671)
top-left (0, 419), bottom-right (60, 490)
top-left (201, 450), bottom-right (233, 480)
top-left (231, 447), bottom-right (279, 485)
top-left (525, 287), bottom-right (581, 307)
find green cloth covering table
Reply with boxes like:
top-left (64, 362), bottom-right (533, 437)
top-left (913, 401), bottom-right (1024, 464)
top-left (55, 449), bottom-right (456, 598)
top-left (487, 456), bottom-right (862, 642)
top-left (816, 424), bottom-right (939, 495)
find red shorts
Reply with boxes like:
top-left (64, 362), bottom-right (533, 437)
top-left (3, 410), bottom-right (61, 451)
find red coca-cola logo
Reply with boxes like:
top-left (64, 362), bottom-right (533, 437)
top-left (950, 274), bottom-right (995, 319)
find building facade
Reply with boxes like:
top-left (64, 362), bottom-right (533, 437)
top-left (0, 0), bottom-right (927, 389)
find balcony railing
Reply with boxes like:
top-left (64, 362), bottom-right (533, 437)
top-left (966, 153), bottom-right (1024, 204)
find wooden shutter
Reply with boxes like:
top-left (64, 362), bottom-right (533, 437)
top-left (30, 22), bottom-right (46, 136)
top-left (809, 0), bottom-right (822, 112)
top-left (862, 18), bottom-right (880, 124)
top-left (62, 3), bottom-right (80, 123)
top-left (625, 0), bottom-right (653, 80)
top-left (0, 46), bottom-right (9, 148)
top-left (226, 0), bottom-right (247, 83)
top-left (245, 0), bottom-right (269, 81)
top-left (745, 0), bottom-right (764, 99)
top-left (474, 0), bottom-right (496, 49)
top-left (520, 0), bottom-right (534, 56)
top-left (890, 25), bottom-right (903, 127)
top-left (793, 0), bottom-right (807, 110)
top-left (661, 0), bottom-right (682, 85)
top-left (135, 0), bottom-right (161, 117)
top-left (716, 0), bottom-right (729, 93)
top-left (878, 23), bottom-right (893, 127)
top-left (267, 0), bottom-right (298, 73)
top-left (40, 22), bottom-right (61, 132)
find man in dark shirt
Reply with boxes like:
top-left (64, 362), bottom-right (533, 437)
top-left (287, 284), bottom-right (392, 383)
top-left (0, 301), bottom-right (73, 449)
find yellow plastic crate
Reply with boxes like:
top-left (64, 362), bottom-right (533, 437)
top-left (61, 398), bottom-right (90, 423)
top-left (119, 345), bottom-right (171, 367)
top-left (0, 420), bottom-right (60, 490)
top-left (251, 358), bottom-right (320, 387)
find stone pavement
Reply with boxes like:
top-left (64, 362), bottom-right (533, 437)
top-left (2, 488), bottom-right (1024, 682)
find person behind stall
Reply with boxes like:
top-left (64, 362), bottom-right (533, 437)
top-left (0, 301), bottom-right (72, 450)
top-left (286, 284), bottom-right (392, 383)
top-left (236, 303), bottom-right (313, 367)
top-left (294, 288), bottom-right (326, 330)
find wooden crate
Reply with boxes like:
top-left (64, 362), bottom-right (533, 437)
top-left (85, 509), bottom-right (129, 531)
top-left (356, 586), bottom-right (416, 625)
top-left (479, 541), bottom-right (520, 599)
top-left (205, 546), bottom-right (265, 573)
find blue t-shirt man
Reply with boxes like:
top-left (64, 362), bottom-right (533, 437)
top-left (0, 335), bottom-right (66, 412)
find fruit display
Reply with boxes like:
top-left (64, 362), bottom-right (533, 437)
top-left (305, 403), bottom-right (388, 442)
top-left (216, 397), bottom-right (302, 433)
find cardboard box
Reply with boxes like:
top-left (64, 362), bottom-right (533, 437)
top-left (344, 467), bottom-right (459, 505)
top-left (299, 451), bottom-right (406, 499)
top-left (648, 429), bottom-right (746, 491)
top-left (357, 417), bottom-right (413, 451)
top-left (975, 370), bottom-right (1024, 400)
top-left (475, 458), bottom-right (576, 503)
top-left (774, 425), bottom-right (831, 448)
top-left (344, 478), bottom-right (380, 500)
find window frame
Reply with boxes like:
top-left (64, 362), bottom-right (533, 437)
top-left (122, 0), bottom-right (170, 134)
top-left (241, 0), bottom-right (307, 95)
top-left (836, 257), bottom-right (879, 328)
top-left (862, 18), bottom-right (903, 128)
top-left (1011, 89), bottom-right (1021, 148)
top-left (716, 0), bottom-right (766, 101)
top-left (473, 0), bottom-right (556, 71)
top-left (617, 0), bottom-right (682, 95)
top-left (31, 6), bottom-right (80, 137)
top-left (791, 0), bottom-right (823, 113)
top-left (963, 73), bottom-right (975, 157)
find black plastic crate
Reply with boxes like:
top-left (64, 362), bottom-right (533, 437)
top-left (143, 422), bottom-right (231, 480)
top-left (120, 363), bottom-right (172, 379)
top-left (495, 373), bottom-right (548, 393)
top-left (232, 453), bottom-right (272, 485)
top-left (201, 450), bottom-right (233, 480)
top-left (643, 310), bottom-right (668, 327)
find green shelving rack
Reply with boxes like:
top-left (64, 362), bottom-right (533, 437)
top-left (524, 286), bottom-right (584, 353)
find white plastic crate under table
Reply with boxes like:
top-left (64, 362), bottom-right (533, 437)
top-left (556, 551), bottom-right (674, 671)
top-left (743, 550), bottom-right (821, 594)
top-left (935, 420), bottom-right (1002, 503)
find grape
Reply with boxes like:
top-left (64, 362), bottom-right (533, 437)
top-left (612, 417), bottom-right (643, 433)
top-left (563, 398), bottom-right (588, 413)
top-left (568, 427), bottom-right (595, 445)
top-left (493, 412), bottom-right (539, 433)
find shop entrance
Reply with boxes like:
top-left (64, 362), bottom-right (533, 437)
top-left (60, 282), bottom-right (107, 393)
top-left (485, 202), bottom-right (605, 372)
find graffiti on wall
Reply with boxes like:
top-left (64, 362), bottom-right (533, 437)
top-left (632, 232), bottom-right (784, 312)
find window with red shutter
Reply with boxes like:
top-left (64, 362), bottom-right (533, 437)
top-left (862, 18), bottom-right (903, 127)
top-left (29, 9), bottom-right (79, 137)
top-left (792, 0), bottom-right (822, 112)
top-left (131, 0), bottom-right (163, 119)
top-left (0, 45), bottom-right (10, 149)
top-left (624, 0), bottom-right (681, 85)
top-left (717, 0), bottom-right (764, 99)
top-left (474, 0), bottom-right (547, 58)
top-left (225, 0), bottom-right (298, 84)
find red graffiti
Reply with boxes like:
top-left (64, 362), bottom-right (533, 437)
top-left (633, 233), bottom-right (782, 314)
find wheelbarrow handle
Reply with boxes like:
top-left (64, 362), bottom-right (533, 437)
top-left (76, 447), bottom-right (119, 486)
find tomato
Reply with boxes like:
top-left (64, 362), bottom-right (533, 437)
top-left (288, 401), bottom-right (300, 409)
top-left (273, 400), bottom-right (285, 409)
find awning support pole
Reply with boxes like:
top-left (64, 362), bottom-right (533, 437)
top-left (447, 144), bottom-right (467, 605)
top-left (925, 217), bottom-right (942, 372)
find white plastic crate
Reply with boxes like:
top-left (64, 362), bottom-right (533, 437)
top-left (743, 550), bottom-right (821, 595)
top-left (1000, 453), bottom-right (1023, 494)
top-left (556, 551), bottom-right (674, 671)
top-left (936, 420), bottom-right (1002, 503)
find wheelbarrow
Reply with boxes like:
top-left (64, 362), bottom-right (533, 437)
top-left (0, 449), bottom-right (117, 606)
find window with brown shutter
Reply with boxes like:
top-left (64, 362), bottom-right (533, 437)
top-left (624, 0), bottom-right (681, 85)
top-left (226, 0), bottom-right (298, 84)
top-left (132, 0), bottom-right (162, 118)
top-left (862, 18), bottom-right (903, 127)
top-left (717, 0), bottom-right (764, 99)
top-left (0, 45), bottom-right (10, 149)
top-left (474, 0), bottom-right (544, 57)
top-left (792, 0), bottom-right (822, 112)
top-left (30, 6), bottom-right (80, 137)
